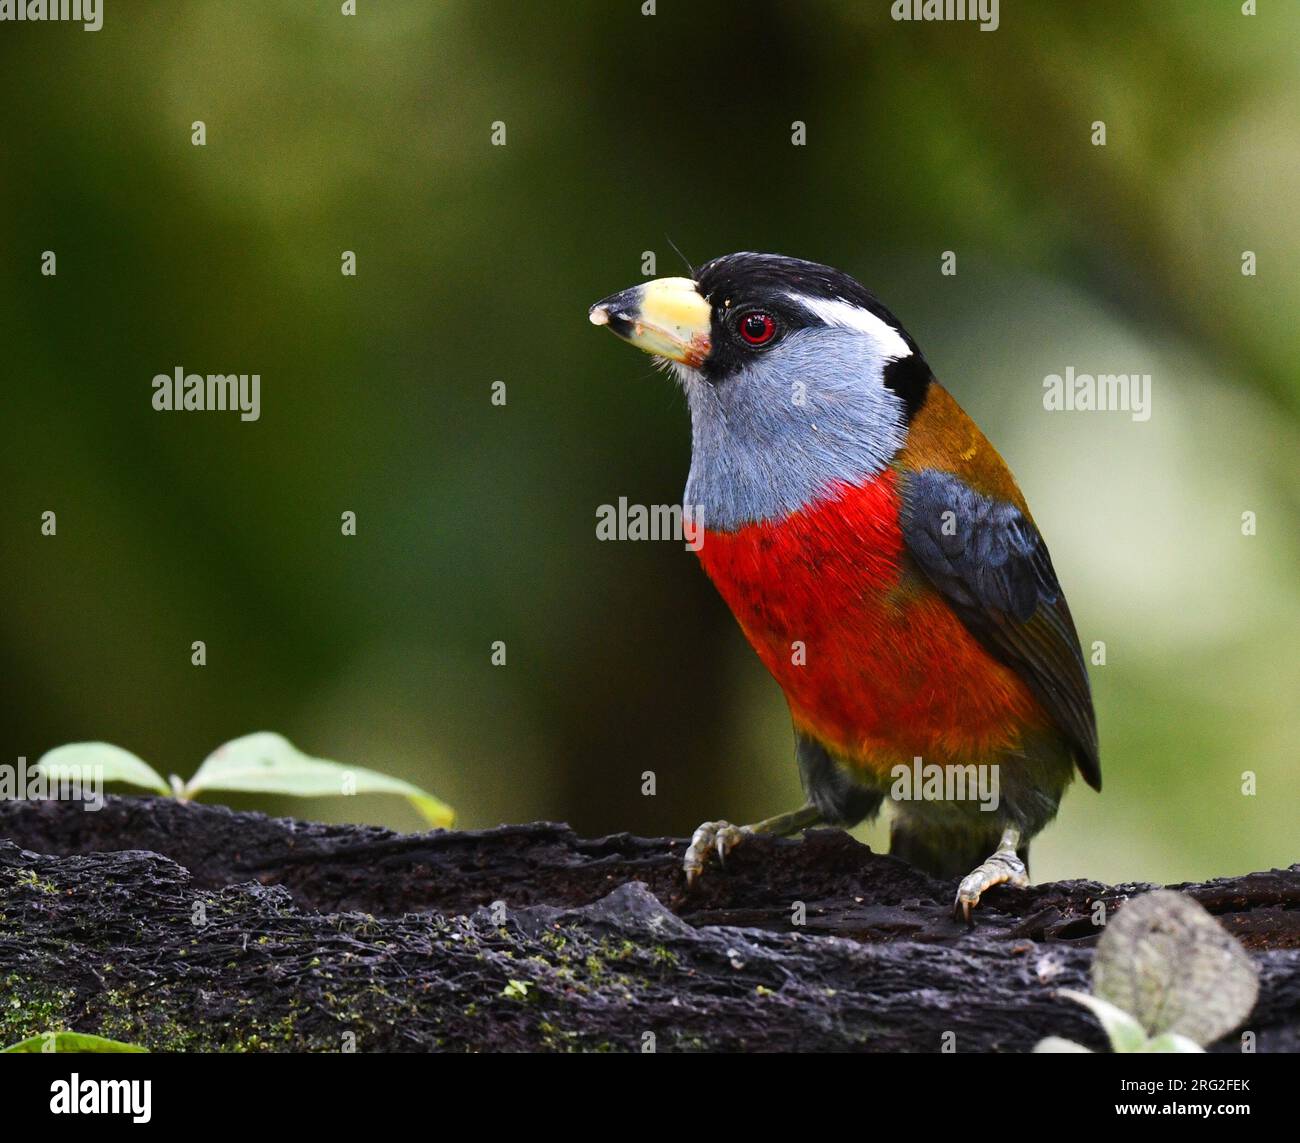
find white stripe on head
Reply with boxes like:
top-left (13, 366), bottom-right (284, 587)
top-left (786, 293), bottom-right (912, 363)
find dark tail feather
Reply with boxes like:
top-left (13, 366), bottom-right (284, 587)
top-left (889, 820), bottom-right (1030, 881)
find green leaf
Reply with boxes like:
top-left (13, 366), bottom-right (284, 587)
top-left (3, 1032), bottom-right (147, 1053)
top-left (1058, 988), bottom-right (1148, 1053)
top-left (1033, 1036), bottom-right (1094, 1053)
top-left (184, 732), bottom-right (455, 828)
top-left (35, 743), bottom-right (170, 796)
top-left (1092, 890), bottom-right (1259, 1046)
top-left (1140, 1033), bottom-right (1205, 1054)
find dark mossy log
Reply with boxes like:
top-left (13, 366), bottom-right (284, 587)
top-left (0, 796), bottom-right (1296, 1052)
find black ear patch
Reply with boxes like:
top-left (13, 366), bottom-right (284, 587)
top-left (882, 353), bottom-right (933, 423)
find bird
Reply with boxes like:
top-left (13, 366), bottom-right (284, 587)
top-left (587, 252), bottom-right (1099, 921)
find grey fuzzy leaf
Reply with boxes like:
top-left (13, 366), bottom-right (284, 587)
top-left (1093, 890), bottom-right (1258, 1045)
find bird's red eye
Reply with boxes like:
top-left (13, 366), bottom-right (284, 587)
top-left (738, 311), bottom-right (776, 346)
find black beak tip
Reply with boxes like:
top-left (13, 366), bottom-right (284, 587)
top-left (589, 297), bottom-right (636, 337)
top-left (589, 285), bottom-right (643, 331)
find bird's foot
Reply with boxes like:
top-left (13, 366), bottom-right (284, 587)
top-left (681, 803), bottom-right (823, 889)
top-left (953, 828), bottom-right (1027, 924)
top-left (682, 821), bottom-right (750, 888)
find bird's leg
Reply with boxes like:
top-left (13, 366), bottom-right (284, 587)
top-left (954, 826), bottom-right (1028, 923)
top-left (682, 803), bottom-right (823, 887)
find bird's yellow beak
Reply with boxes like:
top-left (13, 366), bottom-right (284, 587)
top-left (588, 276), bottom-right (712, 368)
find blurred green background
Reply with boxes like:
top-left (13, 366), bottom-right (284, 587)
top-left (2, 1), bottom-right (1296, 886)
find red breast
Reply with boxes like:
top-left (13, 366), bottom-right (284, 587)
top-left (696, 467), bottom-right (1052, 772)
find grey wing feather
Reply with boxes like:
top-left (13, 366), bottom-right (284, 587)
top-left (900, 468), bottom-right (1101, 790)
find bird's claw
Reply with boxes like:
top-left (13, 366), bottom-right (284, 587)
top-left (953, 849), bottom-right (1028, 924)
top-left (683, 820), bottom-right (750, 888)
